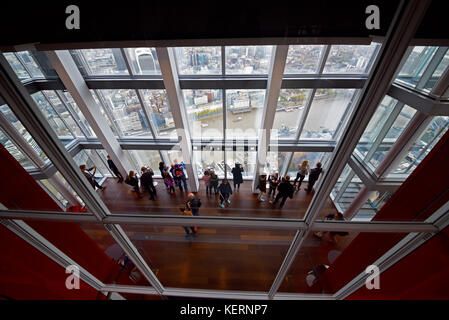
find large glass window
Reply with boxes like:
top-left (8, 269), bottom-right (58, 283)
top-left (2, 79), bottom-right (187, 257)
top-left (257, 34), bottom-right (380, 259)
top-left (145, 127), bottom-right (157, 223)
top-left (272, 89), bottom-right (312, 140)
top-left (355, 96), bottom-right (399, 158)
top-left (73, 49), bottom-right (129, 76)
top-left (98, 89), bottom-right (152, 138)
top-left (323, 43), bottom-right (379, 74)
top-left (225, 46), bottom-right (273, 74)
top-left (31, 92), bottom-right (75, 145)
top-left (0, 104), bottom-right (48, 161)
top-left (226, 90), bottom-right (265, 139)
top-left (73, 150), bottom-right (105, 182)
top-left (3, 52), bottom-right (30, 81)
top-left (175, 47), bottom-right (221, 75)
top-left (300, 89), bottom-right (357, 140)
top-left (193, 149), bottom-right (224, 178)
top-left (16, 51), bottom-right (44, 78)
top-left (127, 150), bottom-right (162, 174)
top-left (284, 45), bottom-right (324, 74)
top-left (125, 48), bottom-right (161, 75)
top-left (392, 116), bottom-right (449, 176)
top-left (140, 89), bottom-right (175, 138)
top-left (368, 105), bottom-right (417, 170)
top-left (183, 89), bottom-right (223, 139)
top-left (286, 152), bottom-right (327, 178)
top-left (60, 91), bottom-right (95, 137)
top-left (225, 150), bottom-right (257, 178)
top-left (0, 128), bottom-right (36, 169)
top-left (396, 46), bottom-right (438, 88)
top-left (42, 91), bottom-right (85, 137)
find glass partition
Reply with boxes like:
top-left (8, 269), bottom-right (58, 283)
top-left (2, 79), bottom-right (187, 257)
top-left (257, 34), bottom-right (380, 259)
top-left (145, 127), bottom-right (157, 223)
top-left (175, 47), bottom-right (221, 75)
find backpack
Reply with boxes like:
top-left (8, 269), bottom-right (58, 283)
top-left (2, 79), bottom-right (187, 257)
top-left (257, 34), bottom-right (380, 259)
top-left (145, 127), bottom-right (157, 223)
top-left (175, 168), bottom-right (184, 177)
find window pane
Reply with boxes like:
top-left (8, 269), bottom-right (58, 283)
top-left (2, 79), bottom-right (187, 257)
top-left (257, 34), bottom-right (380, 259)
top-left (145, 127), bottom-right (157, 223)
top-left (0, 104), bottom-right (48, 161)
top-left (225, 150), bottom-right (257, 178)
top-left (396, 46), bottom-right (438, 88)
top-left (43, 91), bottom-right (85, 137)
top-left (98, 89), bottom-right (152, 138)
top-left (175, 47), bottom-right (221, 75)
top-left (193, 149), bottom-right (224, 178)
top-left (140, 89), bottom-right (175, 138)
top-left (127, 150), bottom-right (162, 174)
top-left (225, 46), bottom-right (273, 74)
top-left (183, 89), bottom-right (223, 139)
top-left (368, 105), bottom-right (417, 170)
top-left (61, 91), bottom-right (96, 137)
top-left (90, 90), bottom-right (120, 137)
top-left (323, 43), bottom-right (379, 74)
top-left (226, 90), bottom-right (265, 139)
top-left (125, 47), bottom-right (161, 75)
top-left (392, 116), bottom-right (449, 176)
top-left (74, 49), bottom-right (129, 75)
top-left (31, 92), bottom-right (75, 145)
top-left (0, 128), bottom-right (36, 169)
top-left (84, 149), bottom-right (112, 177)
top-left (424, 48), bottom-right (449, 91)
top-left (3, 52), bottom-right (30, 81)
top-left (16, 51), bottom-right (44, 78)
top-left (284, 45), bottom-right (324, 74)
top-left (39, 179), bottom-right (68, 208)
top-left (272, 89), bottom-right (312, 140)
top-left (286, 152), bottom-right (326, 178)
top-left (356, 96), bottom-right (399, 158)
top-left (300, 89), bottom-right (356, 140)
top-left (73, 150), bottom-right (104, 182)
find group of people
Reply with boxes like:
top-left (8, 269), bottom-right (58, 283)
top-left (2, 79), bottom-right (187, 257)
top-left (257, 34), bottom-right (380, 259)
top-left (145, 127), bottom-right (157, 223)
top-left (256, 161), bottom-right (323, 208)
top-left (202, 163), bottom-right (244, 208)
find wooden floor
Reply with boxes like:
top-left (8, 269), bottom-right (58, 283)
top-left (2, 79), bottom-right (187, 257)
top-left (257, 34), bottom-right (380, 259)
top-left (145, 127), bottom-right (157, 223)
top-left (78, 177), bottom-right (354, 297)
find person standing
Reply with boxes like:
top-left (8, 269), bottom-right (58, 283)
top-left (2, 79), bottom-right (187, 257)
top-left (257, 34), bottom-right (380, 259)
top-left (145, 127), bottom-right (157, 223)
top-left (217, 179), bottom-right (233, 208)
top-left (186, 193), bottom-right (202, 216)
top-left (170, 164), bottom-right (181, 191)
top-left (140, 167), bottom-right (156, 200)
top-left (159, 161), bottom-right (169, 189)
top-left (107, 155), bottom-right (124, 183)
top-left (203, 170), bottom-right (211, 195)
top-left (180, 205), bottom-right (196, 238)
top-left (163, 172), bottom-right (175, 195)
top-left (294, 160), bottom-right (310, 191)
top-left (268, 173), bottom-right (280, 199)
top-left (80, 164), bottom-right (106, 191)
top-left (306, 162), bottom-right (323, 193)
top-left (125, 170), bottom-right (142, 198)
top-left (174, 162), bottom-right (188, 192)
top-left (209, 171), bottom-right (219, 195)
top-left (256, 174), bottom-right (267, 202)
top-left (231, 163), bottom-right (244, 191)
top-left (270, 176), bottom-right (294, 208)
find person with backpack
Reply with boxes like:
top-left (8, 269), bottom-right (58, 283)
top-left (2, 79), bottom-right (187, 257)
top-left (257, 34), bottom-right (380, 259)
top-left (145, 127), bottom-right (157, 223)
top-left (256, 174), bottom-right (267, 202)
top-left (306, 162), bottom-right (323, 193)
top-left (231, 163), bottom-right (244, 191)
top-left (270, 176), bottom-right (294, 208)
top-left (159, 161), bottom-right (169, 189)
top-left (209, 171), bottom-right (219, 195)
top-left (268, 173), bottom-right (280, 199)
top-left (217, 179), bottom-right (233, 208)
top-left (174, 162), bottom-right (188, 192)
top-left (186, 193), bottom-right (202, 216)
top-left (294, 160), bottom-right (310, 191)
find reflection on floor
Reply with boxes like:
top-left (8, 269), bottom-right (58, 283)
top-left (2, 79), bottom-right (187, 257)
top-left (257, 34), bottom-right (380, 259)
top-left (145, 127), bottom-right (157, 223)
top-left (78, 177), bottom-right (354, 298)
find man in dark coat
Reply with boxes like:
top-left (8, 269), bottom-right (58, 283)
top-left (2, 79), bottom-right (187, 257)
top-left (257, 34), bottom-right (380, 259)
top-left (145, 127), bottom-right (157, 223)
top-left (140, 166), bottom-right (156, 200)
top-left (270, 176), bottom-right (294, 208)
top-left (231, 163), bottom-right (244, 191)
top-left (306, 162), bottom-right (323, 193)
top-left (218, 179), bottom-right (233, 208)
top-left (107, 155), bottom-right (124, 183)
